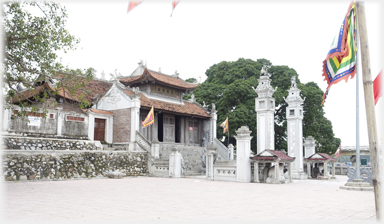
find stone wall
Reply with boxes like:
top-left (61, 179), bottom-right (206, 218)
top-left (111, 108), bottom-right (131, 143)
top-left (2, 136), bottom-right (102, 150)
top-left (6, 99), bottom-right (89, 139)
top-left (159, 143), bottom-right (204, 175)
top-left (2, 151), bottom-right (148, 181)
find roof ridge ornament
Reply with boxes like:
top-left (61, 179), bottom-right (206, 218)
top-left (173, 70), bottom-right (179, 78)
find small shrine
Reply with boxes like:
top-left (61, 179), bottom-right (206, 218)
top-left (250, 150), bottom-right (295, 184)
top-left (304, 153), bottom-right (337, 179)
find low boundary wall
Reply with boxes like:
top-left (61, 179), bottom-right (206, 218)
top-left (3, 150), bottom-right (148, 181)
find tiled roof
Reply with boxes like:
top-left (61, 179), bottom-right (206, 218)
top-left (319, 153), bottom-right (337, 162)
top-left (124, 90), bottom-right (211, 118)
top-left (83, 108), bottom-right (114, 115)
top-left (269, 150), bottom-right (295, 161)
top-left (11, 83), bottom-right (48, 103)
top-left (11, 77), bottom-right (112, 104)
top-left (305, 153), bottom-right (337, 162)
top-left (119, 68), bottom-right (199, 90)
top-left (250, 150), bottom-right (295, 161)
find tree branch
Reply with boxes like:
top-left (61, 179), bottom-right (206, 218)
top-left (6, 33), bottom-right (40, 43)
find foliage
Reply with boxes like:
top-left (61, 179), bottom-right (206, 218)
top-left (185, 77), bottom-right (197, 83)
top-left (190, 58), bottom-right (340, 154)
top-left (2, 1), bottom-right (95, 118)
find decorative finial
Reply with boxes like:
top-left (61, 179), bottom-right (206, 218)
top-left (260, 65), bottom-right (269, 76)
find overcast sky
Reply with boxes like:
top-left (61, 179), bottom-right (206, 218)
top-left (56, 0), bottom-right (383, 148)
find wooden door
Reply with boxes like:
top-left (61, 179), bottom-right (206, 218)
top-left (163, 115), bottom-right (175, 142)
top-left (187, 120), bottom-right (199, 145)
top-left (94, 118), bottom-right (106, 141)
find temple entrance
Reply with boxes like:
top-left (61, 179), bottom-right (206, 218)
top-left (175, 116), bottom-right (181, 143)
top-left (94, 118), bottom-right (106, 141)
top-left (158, 113), bottom-right (164, 142)
top-left (187, 119), bottom-right (199, 145)
top-left (163, 115), bottom-right (175, 142)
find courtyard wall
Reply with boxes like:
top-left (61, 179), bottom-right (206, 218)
top-left (2, 136), bottom-right (148, 181)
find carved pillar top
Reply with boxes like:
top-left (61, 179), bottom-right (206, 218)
top-left (303, 136), bottom-right (316, 148)
top-left (284, 76), bottom-right (304, 105)
top-left (206, 144), bottom-right (217, 153)
top-left (254, 75), bottom-right (277, 98)
top-left (234, 126), bottom-right (253, 140)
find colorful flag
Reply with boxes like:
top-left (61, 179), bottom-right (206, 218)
top-left (142, 106), bottom-right (154, 128)
top-left (321, 2), bottom-right (357, 105)
top-left (127, 1), bottom-right (142, 13)
top-left (170, 1), bottom-right (180, 17)
top-left (220, 117), bottom-right (229, 133)
top-left (334, 144), bottom-right (341, 158)
top-left (373, 70), bottom-right (382, 105)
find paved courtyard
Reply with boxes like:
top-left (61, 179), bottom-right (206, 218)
top-left (1, 175), bottom-right (377, 223)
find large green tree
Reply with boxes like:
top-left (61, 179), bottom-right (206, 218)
top-left (188, 58), bottom-right (340, 154)
top-left (2, 1), bottom-right (95, 118)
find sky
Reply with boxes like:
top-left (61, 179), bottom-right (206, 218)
top-left (50, 0), bottom-right (384, 147)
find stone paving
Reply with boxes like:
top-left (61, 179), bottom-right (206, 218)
top-left (1, 175), bottom-right (377, 223)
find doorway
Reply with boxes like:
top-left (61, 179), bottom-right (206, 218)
top-left (94, 118), bottom-right (106, 141)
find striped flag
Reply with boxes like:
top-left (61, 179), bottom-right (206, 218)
top-left (321, 2), bottom-right (357, 105)
top-left (170, 1), bottom-right (180, 17)
top-left (142, 106), bottom-right (154, 128)
top-left (220, 117), bottom-right (229, 133)
top-left (373, 70), bottom-right (382, 105)
top-left (334, 144), bottom-right (341, 158)
top-left (127, 1), bottom-right (142, 13)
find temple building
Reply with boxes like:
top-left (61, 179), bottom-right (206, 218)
top-left (3, 61), bottom-right (229, 175)
top-left (4, 61), bottom-right (217, 146)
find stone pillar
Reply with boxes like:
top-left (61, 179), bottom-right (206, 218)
top-left (130, 90), bottom-right (141, 151)
top-left (331, 163), bottom-right (336, 179)
top-left (307, 163), bottom-right (312, 179)
top-left (169, 151), bottom-right (175, 177)
top-left (254, 75), bottom-right (277, 154)
top-left (56, 107), bottom-right (63, 137)
top-left (288, 163), bottom-right (292, 183)
top-left (274, 161), bottom-right (281, 184)
top-left (151, 138), bottom-right (160, 159)
top-left (323, 162), bottom-right (328, 178)
top-left (211, 104), bottom-right (217, 143)
top-left (228, 144), bottom-right (234, 160)
top-left (206, 144), bottom-right (217, 180)
top-left (169, 147), bottom-right (182, 178)
top-left (254, 162), bottom-right (260, 183)
top-left (2, 107), bottom-right (9, 132)
top-left (285, 76), bottom-right (307, 180)
top-left (304, 136), bottom-right (316, 158)
top-left (234, 126), bottom-right (253, 183)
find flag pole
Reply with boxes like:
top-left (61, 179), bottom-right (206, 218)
top-left (356, 2), bottom-right (381, 220)
top-left (227, 123), bottom-right (229, 146)
top-left (355, 9), bottom-right (361, 180)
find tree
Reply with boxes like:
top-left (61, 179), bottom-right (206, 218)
top-left (185, 77), bottom-right (197, 83)
top-left (3, 1), bottom-right (95, 118)
top-left (191, 58), bottom-right (340, 154)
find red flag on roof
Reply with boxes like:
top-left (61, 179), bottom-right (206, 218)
top-left (170, 1), bottom-right (180, 17)
top-left (127, 1), bottom-right (142, 13)
top-left (373, 70), bottom-right (382, 105)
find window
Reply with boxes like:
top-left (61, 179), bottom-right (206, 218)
top-left (290, 109), bottom-right (294, 116)
top-left (66, 116), bottom-right (85, 122)
top-left (259, 101), bottom-right (265, 108)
